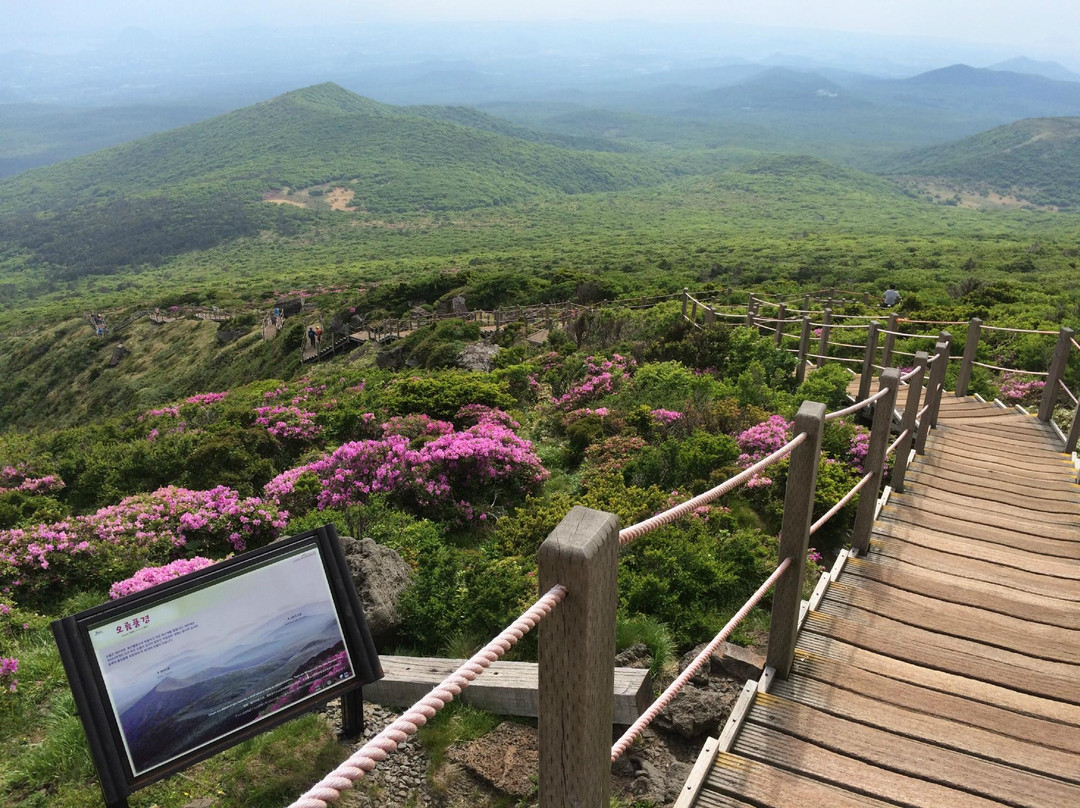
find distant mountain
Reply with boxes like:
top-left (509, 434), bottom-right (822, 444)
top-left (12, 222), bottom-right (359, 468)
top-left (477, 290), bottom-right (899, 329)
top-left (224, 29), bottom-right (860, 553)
top-left (881, 117), bottom-right (1080, 209)
top-left (989, 57), bottom-right (1080, 83)
top-left (688, 68), bottom-right (868, 113)
top-left (0, 82), bottom-right (674, 277)
top-left (857, 65), bottom-right (1080, 119)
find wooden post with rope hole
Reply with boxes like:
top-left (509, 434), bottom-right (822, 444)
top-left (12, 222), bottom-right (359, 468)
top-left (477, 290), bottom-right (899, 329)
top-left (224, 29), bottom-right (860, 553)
top-left (851, 367), bottom-right (900, 554)
top-left (538, 506), bottom-right (619, 808)
top-left (765, 400), bottom-right (825, 679)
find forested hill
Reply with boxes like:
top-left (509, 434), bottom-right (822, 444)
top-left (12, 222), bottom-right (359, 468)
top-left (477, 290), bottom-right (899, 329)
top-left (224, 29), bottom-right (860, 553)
top-left (882, 117), bottom-right (1080, 209)
top-left (0, 83), bottom-right (677, 278)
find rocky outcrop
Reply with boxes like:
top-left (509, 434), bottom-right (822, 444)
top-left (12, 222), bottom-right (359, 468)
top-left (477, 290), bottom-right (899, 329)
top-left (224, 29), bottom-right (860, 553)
top-left (456, 342), bottom-right (500, 372)
top-left (338, 535), bottom-right (412, 646)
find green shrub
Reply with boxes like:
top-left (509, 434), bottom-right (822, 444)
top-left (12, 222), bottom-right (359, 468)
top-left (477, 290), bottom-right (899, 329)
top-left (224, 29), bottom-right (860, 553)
top-left (383, 372), bottom-right (513, 420)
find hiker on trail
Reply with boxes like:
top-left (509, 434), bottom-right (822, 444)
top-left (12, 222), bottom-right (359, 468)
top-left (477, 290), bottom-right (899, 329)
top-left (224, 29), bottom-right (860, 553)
top-left (882, 284), bottom-right (901, 307)
top-left (308, 326), bottom-right (317, 348)
top-left (315, 325), bottom-right (323, 344)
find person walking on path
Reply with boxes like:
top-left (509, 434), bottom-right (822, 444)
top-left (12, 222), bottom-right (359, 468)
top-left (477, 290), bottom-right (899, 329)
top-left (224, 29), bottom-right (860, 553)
top-left (308, 326), bottom-right (317, 349)
top-left (882, 284), bottom-right (901, 307)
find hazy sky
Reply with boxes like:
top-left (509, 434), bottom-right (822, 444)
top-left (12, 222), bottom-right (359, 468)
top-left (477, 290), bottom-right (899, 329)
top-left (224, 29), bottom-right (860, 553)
top-left (6, 0), bottom-right (1079, 60)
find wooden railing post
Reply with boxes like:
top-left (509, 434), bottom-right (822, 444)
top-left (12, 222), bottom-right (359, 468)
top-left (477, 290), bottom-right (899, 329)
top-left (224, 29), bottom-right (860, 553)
top-left (857, 321), bottom-right (880, 401)
top-left (955, 318), bottom-right (981, 397)
top-left (706, 306), bottom-right (716, 327)
top-left (929, 333), bottom-right (951, 428)
top-left (892, 352), bottom-right (928, 493)
top-left (746, 294), bottom-right (756, 327)
top-left (538, 506), bottom-right (619, 808)
top-left (691, 297), bottom-right (699, 325)
top-left (916, 341), bottom-right (950, 453)
top-left (1067, 401), bottom-right (1080, 454)
top-left (682, 288), bottom-right (689, 319)
top-left (851, 368), bottom-right (900, 554)
top-left (774, 303), bottom-right (787, 347)
top-left (1038, 326), bottom-right (1074, 422)
top-left (796, 316), bottom-right (812, 383)
top-left (881, 313), bottom-right (898, 368)
top-left (766, 400), bottom-right (825, 679)
top-left (818, 308), bottom-right (832, 361)
top-left (803, 293), bottom-right (811, 312)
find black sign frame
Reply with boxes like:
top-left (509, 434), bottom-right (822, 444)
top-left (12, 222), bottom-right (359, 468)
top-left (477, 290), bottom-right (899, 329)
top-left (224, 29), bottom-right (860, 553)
top-left (52, 525), bottom-right (382, 808)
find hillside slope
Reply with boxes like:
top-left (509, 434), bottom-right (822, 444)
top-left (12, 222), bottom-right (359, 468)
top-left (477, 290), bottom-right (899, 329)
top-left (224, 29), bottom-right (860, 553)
top-left (882, 117), bottom-right (1080, 209)
top-left (0, 83), bottom-right (676, 278)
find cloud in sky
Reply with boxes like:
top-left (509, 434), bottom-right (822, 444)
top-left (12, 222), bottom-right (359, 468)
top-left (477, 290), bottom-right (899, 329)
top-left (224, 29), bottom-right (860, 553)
top-left (6, 0), bottom-right (1078, 58)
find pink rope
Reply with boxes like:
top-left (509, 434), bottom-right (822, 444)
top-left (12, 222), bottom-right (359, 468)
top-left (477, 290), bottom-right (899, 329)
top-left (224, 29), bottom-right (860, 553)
top-left (886, 428), bottom-right (911, 457)
top-left (610, 556), bottom-right (793, 761)
top-left (825, 385), bottom-right (890, 421)
top-left (1059, 380), bottom-right (1079, 407)
top-left (971, 361), bottom-right (1048, 376)
top-left (981, 324), bottom-right (1058, 335)
top-left (289, 584), bottom-right (567, 808)
top-left (899, 366), bottom-right (924, 382)
top-left (619, 434), bottom-right (807, 544)
top-left (809, 473), bottom-right (873, 535)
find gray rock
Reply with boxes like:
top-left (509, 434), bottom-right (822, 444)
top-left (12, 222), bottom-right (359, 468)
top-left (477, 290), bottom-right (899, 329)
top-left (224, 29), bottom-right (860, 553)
top-left (719, 641), bottom-right (765, 682)
top-left (108, 343), bottom-right (130, 366)
top-left (451, 295), bottom-right (468, 315)
top-left (446, 722), bottom-right (538, 798)
top-left (341, 536), bottom-right (412, 645)
top-left (456, 342), bottom-right (500, 372)
top-left (654, 686), bottom-right (730, 740)
top-left (614, 642), bottom-right (652, 670)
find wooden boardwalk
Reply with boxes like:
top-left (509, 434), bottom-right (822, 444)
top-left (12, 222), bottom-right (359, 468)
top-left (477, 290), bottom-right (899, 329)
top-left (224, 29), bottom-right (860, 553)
top-left (683, 391), bottom-right (1080, 807)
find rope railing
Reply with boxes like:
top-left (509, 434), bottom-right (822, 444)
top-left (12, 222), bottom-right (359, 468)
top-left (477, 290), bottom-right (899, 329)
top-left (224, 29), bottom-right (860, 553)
top-left (877, 329), bottom-right (940, 340)
top-left (900, 366), bottom-right (923, 382)
top-left (825, 384), bottom-right (891, 421)
top-left (290, 585), bottom-right (567, 808)
top-left (1072, 338), bottom-right (1080, 353)
top-left (1059, 380), bottom-right (1079, 407)
top-left (805, 353), bottom-right (863, 364)
top-left (619, 434), bottom-right (808, 544)
top-left (886, 428), bottom-right (911, 456)
top-left (980, 324), bottom-right (1059, 335)
top-left (609, 556), bottom-right (793, 761)
top-left (809, 473), bottom-right (873, 536)
top-left (970, 361), bottom-right (1049, 376)
top-left (898, 318), bottom-right (968, 325)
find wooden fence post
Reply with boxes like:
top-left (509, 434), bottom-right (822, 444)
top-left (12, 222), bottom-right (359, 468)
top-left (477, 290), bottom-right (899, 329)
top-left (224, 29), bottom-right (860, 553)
top-left (796, 316), bottom-right (812, 384)
top-left (1067, 401), bottom-right (1080, 454)
top-left (929, 333), bottom-right (951, 428)
top-left (1039, 326), bottom-right (1075, 422)
top-left (538, 506), bottom-right (619, 808)
top-left (916, 341), bottom-right (950, 453)
top-left (955, 318), bottom-right (981, 397)
top-left (818, 308), bottom-right (832, 362)
top-left (803, 294), bottom-right (810, 312)
top-left (682, 288), bottom-right (689, 319)
top-left (691, 298), bottom-right (699, 326)
top-left (706, 306), bottom-right (716, 327)
top-left (891, 352), bottom-right (928, 493)
top-left (766, 400), bottom-right (825, 679)
top-left (857, 321), bottom-right (880, 401)
top-left (774, 303), bottom-right (787, 347)
top-left (746, 294), bottom-right (756, 327)
top-left (881, 313), bottom-right (898, 368)
top-left (851, 368), bottom-right (900, 554)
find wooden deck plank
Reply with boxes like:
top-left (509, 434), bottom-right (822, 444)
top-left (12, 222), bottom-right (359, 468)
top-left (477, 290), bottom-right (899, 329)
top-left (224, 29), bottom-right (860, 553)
top-left (874, 514), bottom-right (1080, 578)
top-left (794, 634), bottom-right (1080, 724)
top-left (918, 440), bottom-right (1074, 474)
top-left (842, 555), bottom-right (1080, 630)
top-left (867, 536), bottom-right (1080, 601)
top-left (904, 465), bottom-right (1080, 509)
top-left (734, 723), bottom-right (1025, 808)
top-left (785, 652), bottom-right (1080, 754)
top-left (764, 666), bottom-right (1080, 780)
top-left (912, 455), bottom-right (1080, 493)
top-left (822, 578), bottom-right (1080, 664)
top-left (704, 752), bottom-right (893, 807)
top-left (892, 484), bottom-right (1080, 525)
top-left (802, 610), bottom-right (1080, 703)
top-left (745, 692), bottom-right (1080, 808)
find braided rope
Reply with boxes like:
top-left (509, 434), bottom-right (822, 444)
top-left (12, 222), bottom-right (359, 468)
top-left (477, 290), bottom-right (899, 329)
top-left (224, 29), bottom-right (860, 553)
top-left (609, 555), bottom-right (793, 761)
top-left (971, 361), bottom-right (1049, 376)
top-left (618, 434), bottom-right (807, 544)
top-left (824, 385), bottom-right (890, 421)
top-left (810, 472), bottom-right (873, 536)
top-left (886, 428), bottom-right (911, 457)
top-left (877, 329), bottom-right (940, 339)
top-left (289, 584), bottom-right (567, 808)
top-left (980, 324), bottom-right (1058, 335)
top-left (1059, 379), bottom-right (1079, 407)
top-left (899, 366), bottom-right (923, 383)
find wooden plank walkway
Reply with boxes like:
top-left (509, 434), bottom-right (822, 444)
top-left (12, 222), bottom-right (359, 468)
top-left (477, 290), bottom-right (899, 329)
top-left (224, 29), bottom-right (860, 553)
top-left (683, 389), bottom-right (1080, 807)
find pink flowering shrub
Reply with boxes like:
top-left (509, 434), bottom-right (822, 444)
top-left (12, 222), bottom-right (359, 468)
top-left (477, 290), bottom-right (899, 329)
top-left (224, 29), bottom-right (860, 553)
top-left (553, 354), bottom-right (634, 410)
top-left (254, 405), bottom-right (323, 440)
top-left (1, 655), bottom-right (16, 694)
top-left (185, 391), bottom-right (230, 406)
top-left (109, 556), bottom-right (218, 599)
top-left (650, 409), bottom-right (683, 426)
top-left (735, 415), bottom-right (794, 488)
top-left (381, 413), bottom-right (454, 441)
top-left (0, 486), bottom-right (285, 609)
top-left (0, 464), bottom-right (64, 496)
top-left (264, 408), bottom-right (547, 522)
top-left (997, 373), bottom-right (1046, 406)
